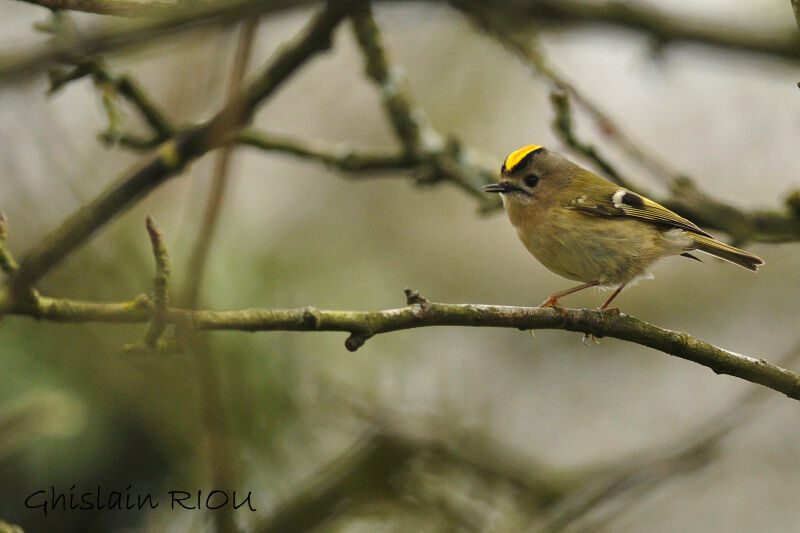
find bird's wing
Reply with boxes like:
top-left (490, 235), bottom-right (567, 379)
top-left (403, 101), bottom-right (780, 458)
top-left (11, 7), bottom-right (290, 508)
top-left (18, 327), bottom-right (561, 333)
top-left (566, 188), bottom-right (712, 238)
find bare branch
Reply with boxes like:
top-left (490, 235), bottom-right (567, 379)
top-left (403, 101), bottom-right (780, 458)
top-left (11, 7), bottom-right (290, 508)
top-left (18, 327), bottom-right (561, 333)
top-left (663, 179), bottom-right (800, 245)
top-left (457, 5), bottom-right (678, 184)
top-left (3, 289), bottom-right (800, 402)
top-left (449, 0), bottom-right (800, 62)
top-left (349, 4), bottom-right (499, 206)
top-left (4, 0), bottom-right (799, 86)
top-left (96, 66), bottom-right (175, 139)
top-left (544, 90), bottom-right (800, 246)
top-left (0, 0), bottom-right (306, 83)
top-left (237, 130), bottom-right (414, 172)
top-left (43, 12), bottom-right (176, 143)
top-left (142, 215), bottom-right (170, 347)
top-left (8, 2), bottom-right (352, 295)
top-left (351, 3), bottom-right (425, 154)
top-left (549, 89), bottom-right (636, 190)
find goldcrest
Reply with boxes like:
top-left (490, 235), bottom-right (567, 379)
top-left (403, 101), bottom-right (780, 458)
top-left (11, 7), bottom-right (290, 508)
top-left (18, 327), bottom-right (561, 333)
top-left (483, 144), bottom-right (763, 311)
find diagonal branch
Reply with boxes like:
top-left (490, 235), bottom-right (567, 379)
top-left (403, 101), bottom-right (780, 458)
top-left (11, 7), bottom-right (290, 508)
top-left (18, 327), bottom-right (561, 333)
top-left (351, 3), bottom-right (424, 154)
top-left (93, 64), bottom-right (175, 140)
top-left (544, 90), bottom-right (800, 246)
top-left (458, 4), bottom-right (678, 184)
top-left (7, 1), bottom-right (353, 296)
top-left (549, 89), bottom-right (636, 190)
top-left (349, 3), bottom-right (498, 206)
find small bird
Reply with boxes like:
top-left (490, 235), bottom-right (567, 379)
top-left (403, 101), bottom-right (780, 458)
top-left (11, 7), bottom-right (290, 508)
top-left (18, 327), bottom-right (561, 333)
top-left (483, 144), bottom-right (763, 312)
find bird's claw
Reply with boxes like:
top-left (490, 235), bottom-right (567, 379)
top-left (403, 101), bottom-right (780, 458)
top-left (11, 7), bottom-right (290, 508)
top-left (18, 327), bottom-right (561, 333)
top-left (541, 296), bottom-right (569, 326)
top-left (541, 296), bottom-right (567, 316)
top-left (582, 333), bottom-right (600, 345)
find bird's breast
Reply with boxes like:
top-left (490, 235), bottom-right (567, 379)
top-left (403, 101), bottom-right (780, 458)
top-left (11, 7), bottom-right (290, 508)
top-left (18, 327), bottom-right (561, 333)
top-left (509, 207), bottom-right (668, 285)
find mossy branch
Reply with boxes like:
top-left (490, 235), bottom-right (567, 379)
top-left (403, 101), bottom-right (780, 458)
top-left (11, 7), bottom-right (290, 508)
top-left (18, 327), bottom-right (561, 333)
top-left (2, 288), bottom-right (800, 402)
top-left (2, 0), bottom-right (799, 408)
top-left (351, 3), bottom-right (424, 154)
top-left (0, 0), bottom-right (307, 82)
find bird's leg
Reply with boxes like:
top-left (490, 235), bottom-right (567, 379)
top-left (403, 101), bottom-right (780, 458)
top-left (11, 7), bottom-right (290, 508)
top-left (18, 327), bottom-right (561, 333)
top-left (540, 281), bottom-right (601, 316)
top-left (599, 284), bottom-right (626, 315)
top-left (583, 283), bottom-right (627, 344)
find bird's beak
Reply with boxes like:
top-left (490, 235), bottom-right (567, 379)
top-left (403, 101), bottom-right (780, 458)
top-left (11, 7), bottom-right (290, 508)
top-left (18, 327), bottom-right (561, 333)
top-left (482, 182), bottom-right (507, 193)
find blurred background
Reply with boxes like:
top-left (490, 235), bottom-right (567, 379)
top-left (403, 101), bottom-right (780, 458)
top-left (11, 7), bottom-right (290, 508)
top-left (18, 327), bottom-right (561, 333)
top-left (1, 0), bottom-right (800, 531)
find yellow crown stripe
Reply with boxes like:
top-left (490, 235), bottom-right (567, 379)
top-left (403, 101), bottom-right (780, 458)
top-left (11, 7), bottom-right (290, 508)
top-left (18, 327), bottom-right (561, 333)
top-left (504, 144), bottom-right (543, 171)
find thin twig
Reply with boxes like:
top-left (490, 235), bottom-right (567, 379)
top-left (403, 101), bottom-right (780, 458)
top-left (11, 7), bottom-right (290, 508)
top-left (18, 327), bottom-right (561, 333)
top-left (182, 19), bottom-right (257, 308)
top-left (49, 57), bottom-right (176, 141)
top-left (41, 12), bottom-right (176, 145)
top-left (237, 130), bottom-right (415, 172)
top-left (142, 215), bottom-right (170, 347)
top-left (99, 68), bottom-right (175, 139)
top-left (182, 19), bottom-right (260, 533)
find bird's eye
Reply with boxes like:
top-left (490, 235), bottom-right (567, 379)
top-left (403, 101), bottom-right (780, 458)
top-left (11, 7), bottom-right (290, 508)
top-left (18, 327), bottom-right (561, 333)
top-left (524, 173), bottom-right (539, 188)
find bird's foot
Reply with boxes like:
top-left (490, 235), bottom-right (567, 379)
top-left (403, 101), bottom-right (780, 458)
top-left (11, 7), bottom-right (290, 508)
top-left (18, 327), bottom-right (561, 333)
top-left (600, 306), bottom-right (620, 316)
top-left (541, 296), bottom-right (569, 327)
top-left (583, 333), bottom-right (600, 345)
top-left (540, 296), bottom-right (567, 316)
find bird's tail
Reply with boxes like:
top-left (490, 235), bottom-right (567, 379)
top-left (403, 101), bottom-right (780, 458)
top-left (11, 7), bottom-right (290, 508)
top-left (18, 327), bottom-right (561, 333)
top-left (691, 234), bottom-right (764, 272)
